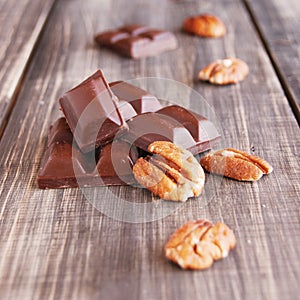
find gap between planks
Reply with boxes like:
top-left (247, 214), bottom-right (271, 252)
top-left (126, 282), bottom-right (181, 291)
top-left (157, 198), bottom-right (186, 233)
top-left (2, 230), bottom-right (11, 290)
top-left (242, 0), bottom-right (300, 125)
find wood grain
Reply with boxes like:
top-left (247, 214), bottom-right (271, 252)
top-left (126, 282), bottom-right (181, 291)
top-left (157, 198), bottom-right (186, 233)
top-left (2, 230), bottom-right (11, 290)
top-left (0, 0), bottom-right (56, 136)
top-left (0, 0), bottom-right (299, 299)
top-left (245, 0), bottom-right (300, 122)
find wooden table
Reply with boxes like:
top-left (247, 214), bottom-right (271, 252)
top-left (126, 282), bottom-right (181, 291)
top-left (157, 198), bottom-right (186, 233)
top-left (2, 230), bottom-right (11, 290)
top-left (0, 0), bottom-right (299, 299)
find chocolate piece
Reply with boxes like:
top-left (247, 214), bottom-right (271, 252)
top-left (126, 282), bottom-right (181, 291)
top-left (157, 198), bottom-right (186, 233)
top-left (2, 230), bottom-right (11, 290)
top-left (95, 24), bottom-right (178, 58)
top-left (122, 106), bottom-right (221, 155)
top-left (59, 70), bottom-right (128, 153)
top-left (114, 98), bottom-right (137, 121)
top-left (157, 105), bottom-right (220, 143)
top-left (95, 141), bottom-right (139, 185)
top-left (102, 80), bottom-right (162, 121)
top-left (39, 76), bottom-right (221, 189)
top-left (47, 116), bottom-right (73, 146)
top-left (109, 81), bottom-right (162, 114)
top-left (121, 112), bottom-right (196, 151)
top-left (37, 118), bottom-right (138, 189)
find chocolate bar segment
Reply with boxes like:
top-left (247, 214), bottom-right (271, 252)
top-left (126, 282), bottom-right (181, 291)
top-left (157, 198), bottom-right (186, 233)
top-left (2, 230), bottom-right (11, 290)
top-left (59, 70), bottom-right (127, 153)
top-left (37, 118), bottom-right (138, 189)
top-left (47, 116), bottom-right (73, 146)
top-left (121, 112), bottom-right (196, 151)
top-left (109, 81), bottom-right (162, 114)
top-left (119, 25), bottom-right (150, 36)
top-left (37, 143), bottom-right (88, 189)
top-left (122, 106), bottom-right (221, 155)
top-left (157, 105), bottom-right (220, 143)
top-left (95, 141), bottom-right (139, 185)
top-left (95, 24), bottom-right (178, 58)
top-left (115, 99), bottom-right (137, 121)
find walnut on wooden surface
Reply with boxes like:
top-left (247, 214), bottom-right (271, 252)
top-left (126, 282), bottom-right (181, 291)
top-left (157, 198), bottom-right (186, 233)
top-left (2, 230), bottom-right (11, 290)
top-left (200, 148), bottom-right (273, 181)
top-left (198, 58), bottom-right (249, 85)
top-left (133, 141), bottom-right (205, 202)
top-left (165, 219), bottom-right (236, 270)
top-left (183, 14), bottom-right (226, 38)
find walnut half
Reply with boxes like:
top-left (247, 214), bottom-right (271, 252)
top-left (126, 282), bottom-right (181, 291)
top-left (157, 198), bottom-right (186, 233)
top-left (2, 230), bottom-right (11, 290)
top-left (165, 219), bottom-right (236, 270)
top-left (133, 141), bottom-right (205, 202)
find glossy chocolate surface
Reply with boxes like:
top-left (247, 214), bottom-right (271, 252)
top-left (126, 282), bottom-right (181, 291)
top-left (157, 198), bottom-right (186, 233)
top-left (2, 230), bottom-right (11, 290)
top-left (157, 105), bottom-right (220, 143)
top-left (95, 25), bottom-right (178, 58)
top-left (59, 70), bottom-right (127, 153)
top-left (39, 75), bottom-right (221, 189)
top-left (110, 81), bottom-right (162, 114)
top-left (122, 112), bottom-right (196, 150)
top-left (37, 118), bottom-right (138, 189)
top-left (123, 106), bottom-right (221, 155)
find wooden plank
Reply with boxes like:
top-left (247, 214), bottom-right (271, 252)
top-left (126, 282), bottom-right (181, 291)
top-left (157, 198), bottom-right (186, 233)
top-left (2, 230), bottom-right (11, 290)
top-left (244, 0), bottom-right (300, 122)
top-left (0, 0), bottom-right (299, 299)
top-left (0, 0), bottom-right (56, 136)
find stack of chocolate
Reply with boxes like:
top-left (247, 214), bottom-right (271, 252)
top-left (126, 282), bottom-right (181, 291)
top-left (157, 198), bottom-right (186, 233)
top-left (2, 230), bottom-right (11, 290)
top-left (37, 70), bottom-right (221, 189)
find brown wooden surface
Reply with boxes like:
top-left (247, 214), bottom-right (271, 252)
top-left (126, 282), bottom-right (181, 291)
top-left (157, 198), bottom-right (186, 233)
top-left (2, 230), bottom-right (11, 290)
top-left (245, 0), bottom-right (300, 122)
top-left (0, 0), bottom-right (299, 299)
top-left (0, 0), bottom-right (56, 136)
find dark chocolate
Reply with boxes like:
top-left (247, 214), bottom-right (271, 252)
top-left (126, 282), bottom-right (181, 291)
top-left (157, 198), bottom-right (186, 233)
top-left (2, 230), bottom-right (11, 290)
top-left (95, 25), bottom-right (178, 58)
top-left (122, 105), bottom-right (221, 155)
top-left (59, 70), bottom-right (128, 153)
top-left (37, 118), bottom-right (138, 189)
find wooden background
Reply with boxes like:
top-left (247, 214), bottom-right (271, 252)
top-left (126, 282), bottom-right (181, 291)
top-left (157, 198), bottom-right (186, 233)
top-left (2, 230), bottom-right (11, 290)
top-left (0, 0), bottom-right (299, 299)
